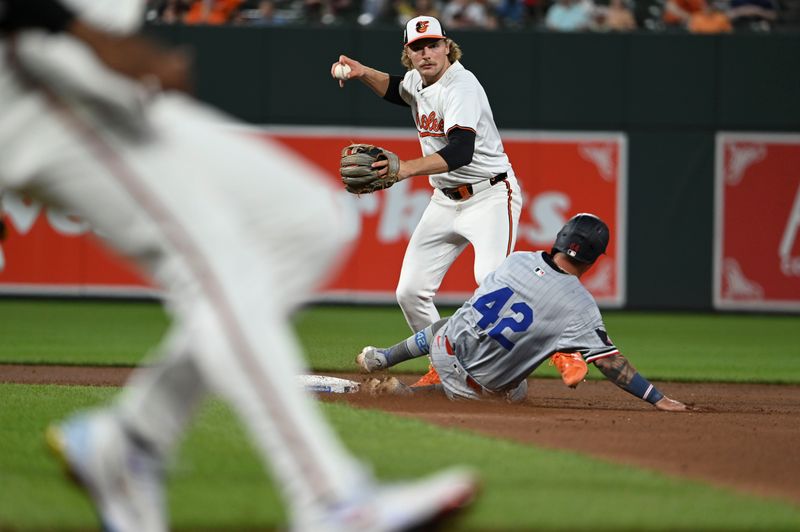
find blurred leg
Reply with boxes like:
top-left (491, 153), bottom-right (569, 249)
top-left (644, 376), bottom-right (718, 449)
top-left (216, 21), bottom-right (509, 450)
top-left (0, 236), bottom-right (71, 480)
top-left (19, 93), bottom-right (369, 521)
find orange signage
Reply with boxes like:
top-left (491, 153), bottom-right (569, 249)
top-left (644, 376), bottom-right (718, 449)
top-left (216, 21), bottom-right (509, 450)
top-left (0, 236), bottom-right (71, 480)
top-left (0, 127), bottom-right (627, 306)
top-left (714, 133), bottom-right (800, 311)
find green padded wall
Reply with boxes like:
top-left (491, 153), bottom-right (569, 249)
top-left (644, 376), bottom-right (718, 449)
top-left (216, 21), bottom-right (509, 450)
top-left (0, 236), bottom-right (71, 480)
top-left (143, 26), bottom-right (800, 309)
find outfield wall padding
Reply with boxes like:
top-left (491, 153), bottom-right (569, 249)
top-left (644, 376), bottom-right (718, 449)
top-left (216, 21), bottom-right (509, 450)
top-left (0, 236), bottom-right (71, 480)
top-left (144, 27), bottom-right (800, 310)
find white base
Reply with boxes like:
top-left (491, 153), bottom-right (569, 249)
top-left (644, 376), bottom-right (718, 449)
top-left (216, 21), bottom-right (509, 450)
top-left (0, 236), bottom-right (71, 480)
top-left (298, 374), bottom-right (360, 394)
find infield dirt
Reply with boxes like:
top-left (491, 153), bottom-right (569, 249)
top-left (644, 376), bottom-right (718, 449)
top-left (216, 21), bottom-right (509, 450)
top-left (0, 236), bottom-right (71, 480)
top-left (2, 364), bottom-right (798, 506)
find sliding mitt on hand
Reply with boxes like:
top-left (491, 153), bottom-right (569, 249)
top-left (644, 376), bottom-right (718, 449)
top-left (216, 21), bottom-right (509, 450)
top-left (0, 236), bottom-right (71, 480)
top-left (550, 352), bottom-right (588, 388)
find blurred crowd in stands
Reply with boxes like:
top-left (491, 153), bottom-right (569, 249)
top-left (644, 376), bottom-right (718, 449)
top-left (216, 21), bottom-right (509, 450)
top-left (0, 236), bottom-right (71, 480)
top-left (145, 0), bottom-right (800, 32)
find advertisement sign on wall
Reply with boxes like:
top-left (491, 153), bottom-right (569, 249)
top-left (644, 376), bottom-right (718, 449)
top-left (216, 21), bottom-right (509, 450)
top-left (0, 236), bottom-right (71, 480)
top-left (0, 127), bottom-right (627, 307)
top-left (714, 133), bottom-right (800, 311)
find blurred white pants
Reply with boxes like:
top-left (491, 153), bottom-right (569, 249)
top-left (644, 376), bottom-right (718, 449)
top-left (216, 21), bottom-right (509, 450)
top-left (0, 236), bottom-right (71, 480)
top-left (0, 43), bottom-right (366, 522)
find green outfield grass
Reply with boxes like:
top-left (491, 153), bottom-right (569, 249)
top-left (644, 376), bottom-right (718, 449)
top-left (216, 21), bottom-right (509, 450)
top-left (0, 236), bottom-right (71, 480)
top-left (0, 300), bottom-right (798, 382)
top-left (2, 383), bottom-right (799, 531)
top-left (0, 300), bottom-right (167, 365)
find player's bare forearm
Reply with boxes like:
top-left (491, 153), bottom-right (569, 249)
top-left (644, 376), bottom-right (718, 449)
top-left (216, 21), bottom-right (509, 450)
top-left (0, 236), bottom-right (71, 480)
top-left (0, 0), bottom-right (190, 91)
top-left (332, 55), bottom-right (389, 96)
top-left (397, 153), bottom-right (449, 180)
top-left (68, 20), bottom-right (191, 92)
top-left (593, 353), bottom-right (637, 386)
top-left (358, 67), bottom-right (390, 98)
top-left (594, 354), bottom-right (691, 411)
top-left (370, 152), bottom-right (448, 181)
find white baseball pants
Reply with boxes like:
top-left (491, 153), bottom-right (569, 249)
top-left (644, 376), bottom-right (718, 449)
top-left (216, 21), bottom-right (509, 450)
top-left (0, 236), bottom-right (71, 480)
top-left (396, 177), bottom-right (523, 332)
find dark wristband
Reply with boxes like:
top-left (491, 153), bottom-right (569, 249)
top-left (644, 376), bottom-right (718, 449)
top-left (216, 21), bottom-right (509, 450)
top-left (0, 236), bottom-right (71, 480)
top-left (627, 372), bottom-right (664, 404)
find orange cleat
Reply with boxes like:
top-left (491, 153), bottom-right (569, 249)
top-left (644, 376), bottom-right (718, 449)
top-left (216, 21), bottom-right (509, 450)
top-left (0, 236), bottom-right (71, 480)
top-left (549, 352), bottom-right (588, 388)
top-left (411, 364), bottom-right (441, 387)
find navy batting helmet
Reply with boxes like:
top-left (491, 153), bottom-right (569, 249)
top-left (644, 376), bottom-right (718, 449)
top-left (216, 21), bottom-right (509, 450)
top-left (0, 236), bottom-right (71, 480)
top-left (552, 213), bottom-right (609, 264)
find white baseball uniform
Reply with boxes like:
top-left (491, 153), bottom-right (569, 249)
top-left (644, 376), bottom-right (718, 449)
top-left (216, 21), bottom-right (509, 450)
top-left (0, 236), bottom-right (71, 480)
top-left (396, 61), bottom-right (523, 331)
top-left (0, 1), bottom-right (371, 525)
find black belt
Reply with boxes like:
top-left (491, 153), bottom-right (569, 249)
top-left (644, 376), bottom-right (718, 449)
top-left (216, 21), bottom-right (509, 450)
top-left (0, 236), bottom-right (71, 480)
top-left (440, 172), bottom-right (508, 201)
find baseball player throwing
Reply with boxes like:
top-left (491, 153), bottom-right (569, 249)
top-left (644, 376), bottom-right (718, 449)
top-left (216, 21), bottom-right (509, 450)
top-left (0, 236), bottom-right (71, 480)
top-left (356, 213), bottom-right (691, 412)
top-left (1, 1), bottom-right (478, 530)
top-left (332, 16), bottom-right (523, 385)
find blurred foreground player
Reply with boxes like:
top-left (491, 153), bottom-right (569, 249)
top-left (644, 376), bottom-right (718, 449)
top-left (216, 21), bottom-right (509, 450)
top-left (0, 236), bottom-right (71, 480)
top-left (0, 1), bottom-right (477, 530)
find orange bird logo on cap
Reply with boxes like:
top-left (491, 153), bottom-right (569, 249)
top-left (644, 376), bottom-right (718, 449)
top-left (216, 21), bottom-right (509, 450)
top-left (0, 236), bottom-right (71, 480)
top-left (416, 21), bottom-right (430, 33)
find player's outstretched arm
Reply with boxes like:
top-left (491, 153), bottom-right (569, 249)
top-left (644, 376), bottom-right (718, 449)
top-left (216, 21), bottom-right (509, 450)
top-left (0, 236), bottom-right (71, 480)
top-left (397, 153), bottom-right (450, 181)
top-left (68, 21), bottom-right (192, 93)
top-left (593, 354), bottom-right (690, 411)
top-left (331, 54), bottom-right (389, 96)
top-left (0, 0), bottom-right (191, 92)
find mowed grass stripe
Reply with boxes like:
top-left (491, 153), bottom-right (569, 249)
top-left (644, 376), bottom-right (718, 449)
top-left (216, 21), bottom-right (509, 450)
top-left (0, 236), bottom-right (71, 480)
top-left (0, 300), bottom-right (167, 365)
top-left (1, 384), bottom-right (799, 531)
top-left (0, 300), bottom-right (799, 382)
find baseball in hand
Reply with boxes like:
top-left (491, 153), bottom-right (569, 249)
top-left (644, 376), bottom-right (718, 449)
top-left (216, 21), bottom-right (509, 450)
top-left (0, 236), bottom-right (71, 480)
top-left (333, 63), bottom-right (351, 80)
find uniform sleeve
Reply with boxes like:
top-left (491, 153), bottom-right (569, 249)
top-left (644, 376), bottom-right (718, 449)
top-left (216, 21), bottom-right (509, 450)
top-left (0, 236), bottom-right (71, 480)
top-left (577, 326), bottom-right (620, 363)
top-left (398, 70), bottom-right (417, 107)
top-left (383, 75), bottom-right (410, 107)
top-left (558, 307), bottom-right (619, 363)
top-left (441, 75), bottom-right (480, 135)
top-left (437, 127), bottom-right (476, 170)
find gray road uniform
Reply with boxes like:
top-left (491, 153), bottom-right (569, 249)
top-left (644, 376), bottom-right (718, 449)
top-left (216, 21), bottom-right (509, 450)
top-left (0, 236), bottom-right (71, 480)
top-left (429, 250), bottom-right (619, 400)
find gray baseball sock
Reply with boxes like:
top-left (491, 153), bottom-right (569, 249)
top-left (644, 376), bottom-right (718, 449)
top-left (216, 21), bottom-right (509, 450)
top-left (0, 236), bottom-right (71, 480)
top-left (383, 318), bottom-right (448, 366)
